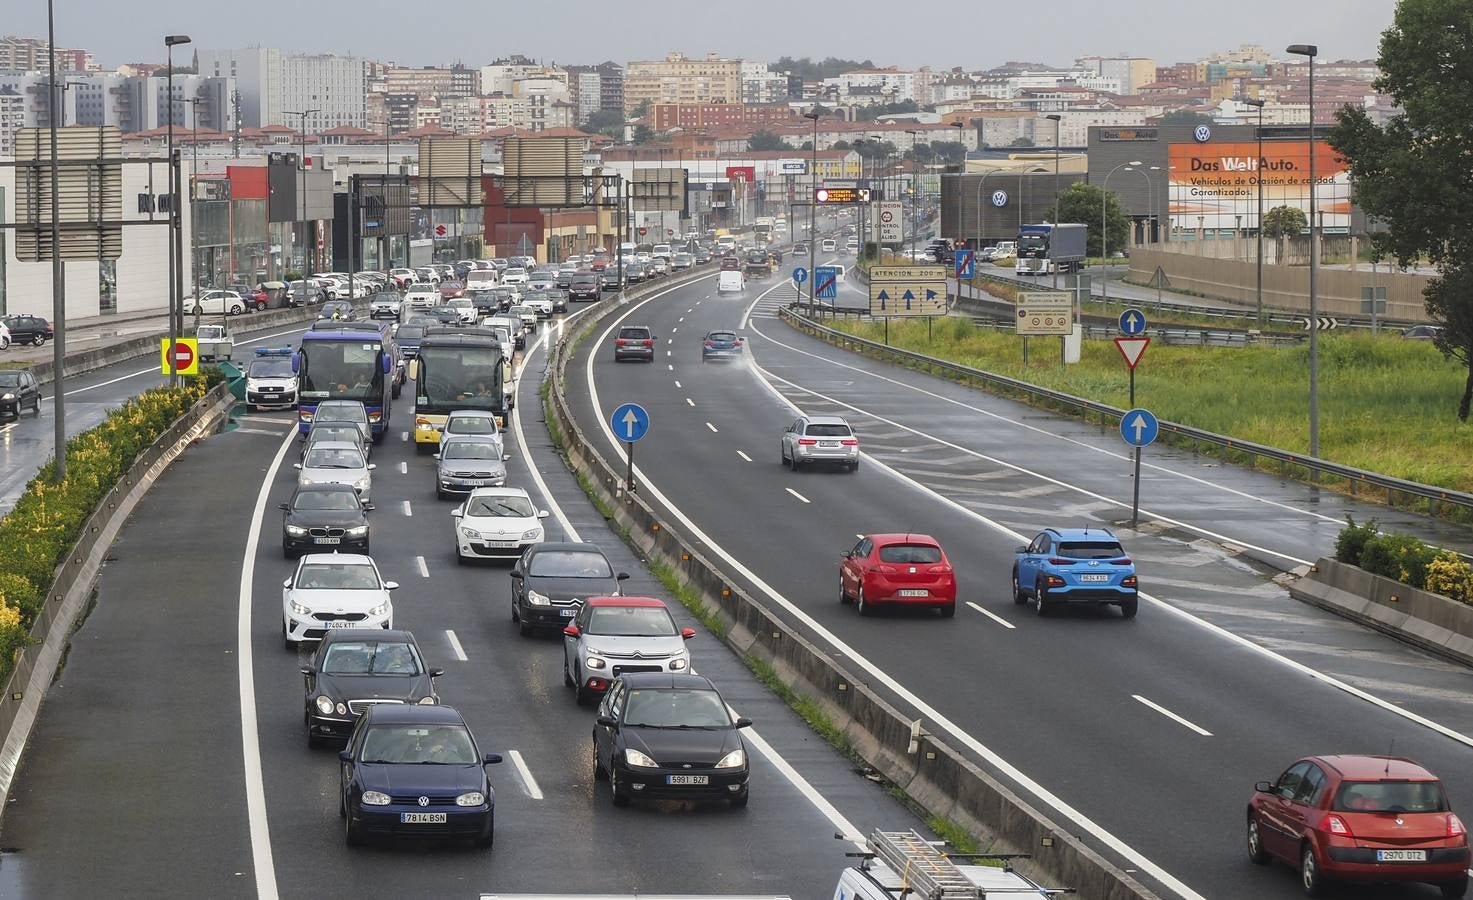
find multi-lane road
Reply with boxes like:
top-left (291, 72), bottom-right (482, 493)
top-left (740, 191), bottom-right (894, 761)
top-left (0, 289), bottom-right (931, 899)
top-left (561, 262), bottom-right (1473, 899)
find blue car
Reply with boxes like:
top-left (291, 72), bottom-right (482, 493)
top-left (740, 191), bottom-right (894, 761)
top-left (1011, 527), bottom-right (1138, 618)
top-left (701, 330), bottom-right (744, 362)
top-left (339, 704), bottom-right (502, 847)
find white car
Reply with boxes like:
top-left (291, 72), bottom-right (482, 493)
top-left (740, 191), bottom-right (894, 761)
top-left (501, 267), bottom-right (530, 285)
top-left (821, 239), bottom-right (838, 253)
top-left (0, 321), bottom-right (11, 350)
top-left (521, 295), bottom-right (554, 318)
top-left (448, 297), bottom-right (478, 324)
top-left (188, 290), bottom-right (247, 316)
top-left (295, 440), bottom-right (375, 502)
top-left (281, 553), bottom-right (397, 649)
top-left (403, 284), bottom-right (439, 311)
top-left (563, 596), bottom-right (694, 704)
top-left (438, 410), bottom-right (502, 450)
top-left (451, 487), bottom-right (548, 563)
top-left (389, 268), bottom-right (418, 287)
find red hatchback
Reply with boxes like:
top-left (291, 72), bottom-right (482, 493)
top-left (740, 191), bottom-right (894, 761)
top-left (1247, 755), bottom-right (1468, 897)
top-left (839, 534), bottom-right (956, 617)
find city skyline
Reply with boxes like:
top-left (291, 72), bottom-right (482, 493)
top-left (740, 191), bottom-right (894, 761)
top-left (12, 0), bottom-right (1395, 71)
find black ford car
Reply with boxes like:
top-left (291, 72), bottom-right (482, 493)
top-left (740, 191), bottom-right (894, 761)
top-left (301, 629), bottom-right (441, 746)
top-left (509, 542), bottom-right (628, 635)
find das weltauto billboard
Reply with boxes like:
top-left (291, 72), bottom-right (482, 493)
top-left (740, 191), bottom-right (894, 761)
top-left (1167, 141), bottom-right (1351, 233)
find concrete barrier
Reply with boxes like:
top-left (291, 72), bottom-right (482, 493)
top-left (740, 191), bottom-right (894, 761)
top-left (1291, 558), bottom-right (1473, 667)
top-left (545, 290), bottom-right (1159, 900)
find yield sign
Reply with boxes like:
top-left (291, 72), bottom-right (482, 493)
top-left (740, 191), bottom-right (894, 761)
top-left (1114, 336), bottom-right (1150, 370)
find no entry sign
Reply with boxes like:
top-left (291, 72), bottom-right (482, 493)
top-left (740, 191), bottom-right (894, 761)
top-left (161, 338), bottom-right (199, 375)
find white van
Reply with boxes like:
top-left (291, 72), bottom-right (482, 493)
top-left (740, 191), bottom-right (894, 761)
top-left (465, 269), bottom-right (499, 292)
top-left (718, 270), bottom-right (745, 294)
top-left (835, 830), bottom-right (1055, 900)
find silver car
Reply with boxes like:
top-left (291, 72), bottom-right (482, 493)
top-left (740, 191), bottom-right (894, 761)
top-left (434, 434), bottom-right (508, 499)
top-left (296, 440), bottom-right (375, 501)
top-left (302, 421), bottom-right (370, 461)
top-left (780, 415), bottom-right (859, 473)
top-left (310, 400), bottom-right (371, 444)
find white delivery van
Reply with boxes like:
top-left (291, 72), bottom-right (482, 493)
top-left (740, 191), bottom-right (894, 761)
top-left (834, 830), bottom-right (1057, 900)
top-left (465, 269), bottom-right (499, 292)
top-left (718, 270), bottom-right (745, 293)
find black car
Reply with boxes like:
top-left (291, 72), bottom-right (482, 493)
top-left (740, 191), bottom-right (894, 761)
top-left (0, 369), bottom-right (42, 419)
top-left (613, 325), bottom-right (656, 363)
top-left (339, 704), bottom-right (501, 847)
top-left (395, 323), bottom-right (427, 359)
top-left (280, 483), bottom-right (371, 557)
top-left (319, 300), bottom-right (355, 320)
top-left (302, 629), bottom-right (442, 746)
top-left (423, 307), bottom-right (461, 327)
top-left (543, 288), bottom-right (569, 313)
top-left (625, 264), bottom-right (648, 284)
top-left (593, 673), bottom-right (751, 808)
top-left (555, 269), bottom-right (576, 289)
top-left (509, 541), bottom-right (629, 635)
top-left (2, 315), bottom-right (52, 347)
top-left (569, 275), bottom-right (600, 300)
top-left (469, 291), bottom-right (499, 317)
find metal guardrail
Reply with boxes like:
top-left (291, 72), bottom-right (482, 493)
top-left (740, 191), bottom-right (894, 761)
top-left (779, 306), bottom-right (1473, 515)
top-left (964, 315), bottom-right (1305, 349)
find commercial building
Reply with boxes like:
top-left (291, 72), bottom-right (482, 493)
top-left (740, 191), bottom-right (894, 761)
top-left (0, 35), bottom-right (95, 72)
top-left (624, 52), bottom-right (742, 113)
top-left (1075, 56), bottom-right (1157, 95)
top-left (197, 48), bottom-right (366, 130)
top-left (196, 47), bottom-right (281, 128)
top-left (383, 65), bottom-right (479, 100)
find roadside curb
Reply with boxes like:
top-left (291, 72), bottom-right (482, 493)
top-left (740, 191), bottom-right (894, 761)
top-left (0, 382), bottom-right (234, 819)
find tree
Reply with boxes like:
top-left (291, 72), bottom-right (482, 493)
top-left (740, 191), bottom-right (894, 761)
top-left (629, 99), bottom-right (651, 119)
top-left (584, 109), bottom-right (624, 140)
top-left (747, 130), bottom-right (787, 152)
top-left (1048, 183), bottom-right (1129, 258)
top-left (1261, 204), bottom-right (1307, 262)
top-left (1156, 109), bottom-right (1213, 126)
top-left (770, 56), bottom-right (873, 82)
top-left (855, 99), bottom-right (922, 121)
top-left (930, 141), bottom-right (966, 165)
top-left (852, 140), bottom-right (896, 161)
top-left (1328, 0), bottom-right (1473, 418)
top-left (631, 125), bottom-right (654, 144)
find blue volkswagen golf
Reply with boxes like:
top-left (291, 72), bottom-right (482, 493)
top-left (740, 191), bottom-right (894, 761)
top-left (339, 704), bottom-right (502, 847)
top-left (1011, 528), bottom-right (1138, 618)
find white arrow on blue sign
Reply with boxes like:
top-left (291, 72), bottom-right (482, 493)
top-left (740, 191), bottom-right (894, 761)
top-left (1119, 408), bottom-right (1159, 447)
top-left (955, 249), bottom-right (975, 279)
top-left (792, 267), bottom-right (808, 285)
top-left (1119, 307), bottom-right (1147, 336)
top-left (611, 402), bottom-right (650, 443)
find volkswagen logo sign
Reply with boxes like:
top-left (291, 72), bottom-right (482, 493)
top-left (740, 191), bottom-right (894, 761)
top-left (991, 189), bottom-right (1009, 208)
top-left (418, 796), bottom-right (430, 807)
top-left (1193, 124), bottom-right (1212, 142)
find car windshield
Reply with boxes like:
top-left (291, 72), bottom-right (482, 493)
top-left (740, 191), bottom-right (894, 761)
top-left (0, 372), bottom-right (22, 387)
top-left (309, 426), bottom-right (360, 445)
top-left (296, 562), bottom-right (380, 590)
top-left (444, 441), bottom-right (501, 460)
top-left (1057, 541), bottom-right (1126, 560)
top-left (528, 550), bottom-right (613, 578)
top-left (248, 358), bottom-right (293, 378)
top-left (805, 423), bottom-right (851, 437)
top-left (304, 448), bottom-right (365, 469)
top-left (293, 490), bottom-right (361, 511)
top-left (322, 641), bottom-right (420, 675)
top-left (448, 417), bottom-right (498, 435)
top-left (1333, 780), bottom-right (1448, 814)
top-left (586, 605), bottom-right (675, 637)
top-left (624, 689), bottom-right (731, 728)
top-left (878, 544), bottom-right (942, 564)
top-left (360, 724), bottom-right (477, 765)
top-left (397, 326), bottom-right (425, 341)
top-left (467, 495), bottom-right (535, 517)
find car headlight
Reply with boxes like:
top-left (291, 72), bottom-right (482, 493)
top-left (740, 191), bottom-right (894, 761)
top-left (455, 791), bottom-right (486, 807)
top-left (669, 658), bottom-right (687, 671)
top-left (361, 790), bottom-right (391, 806)
top-left (715, 749), bottom-right (746, 769)
top-left (345, 525), bottom-right (368, 537)
top-left (336, 701), bottom-right (348, 716)
top-left (354, 476), bottom-right (371, 491)
top-left (290, 600), bottom-right (312, 617)
top-left (285, 524), bottom-right (308, 536)
top-left (417, 695), bottom-right (437, 705)
top-left (527, 589), bottom-right (551, 607)
top-left (521, 527), bottom-right (543, 541)
top-left (460, 527), bottom-right (483, 541)
top-left (315, 695), bottom-right (335, 715)
top-left (369, 602), bottom-right (390, 618)
top-left (585, 655), bottom-right (606, 670)
top-left (624, 749), bottom-right (658, 768)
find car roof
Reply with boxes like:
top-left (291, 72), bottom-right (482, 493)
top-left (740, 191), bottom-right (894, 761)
top-left (617, 672), bottom-right (717, 691)
top-left (865, 533), bottom-right (942, 546)
top-left (529, 541), bottom-right (607, 555)
top-left (1313, 755), bottom-right (1440, 780)
top-left (447, 409), bottom-right (499, 420)
top-left (466, 486), bottom-right (530, 500)
top-left (300, 552), bottom-right (374, 565)
top-left (587, 596), bottom-right (666, 609)
top-left (316, 399), bottom-right (366, 410)
top-left (362, 703), bottom-right (467, 726)
top-left (1043, 527), bottom-right (1118, 542)
top-left (321, 627), bottom-right (417, 645)
top-left (304, 440), bottom-right (363, 453)
top-left (294, 481), bottom-right (359, 494)
top-left (803, 415), bottom-right (850, 426)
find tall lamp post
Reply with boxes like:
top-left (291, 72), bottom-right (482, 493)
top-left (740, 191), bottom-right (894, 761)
top-left (1045, 113), bottom-right (1063, 290)
top-left (1240, 97), bottom-right (1267, 326)
top-left (804, 107), bottom-right (820, 315)
top-left (905, 129), bottom-right (919, 260)
top-left (284, 108), bottom-right (320, 304)
top-left (1287, 43), bottom-right (1320, 459)
top-left (951, 121), bottom-right (964, 248)
top-left (164, 34), bottom-right (191, 386)
top-left (45, 0), bottom-right (67, 478)
top-left (854, 138), bottom-right (866, 254)
top-left (1100, 160), bottom-right (1143, 308)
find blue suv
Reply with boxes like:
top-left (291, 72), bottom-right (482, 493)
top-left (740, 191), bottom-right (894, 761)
top-left (1012, 528), bottom-right (1138, 618)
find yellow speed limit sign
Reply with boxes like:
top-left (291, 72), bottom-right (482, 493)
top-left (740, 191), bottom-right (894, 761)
top-left (161, 338), bottom-right (199, 375)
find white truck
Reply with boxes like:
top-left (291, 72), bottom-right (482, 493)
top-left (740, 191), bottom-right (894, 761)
top-left (718, 269), bottom-right (746, 294)
top-left (834, 829), bottom-right (1060, 900)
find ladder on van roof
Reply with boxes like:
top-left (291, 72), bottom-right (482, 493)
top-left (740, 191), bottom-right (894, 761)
top-left (869, 830), bottom-right (979, 900)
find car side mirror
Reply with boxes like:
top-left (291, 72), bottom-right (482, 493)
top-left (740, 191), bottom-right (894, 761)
top-left (509, 570), bottom-right (524, 579)
top-left (537, 510), bottom-right (549, 519)
top-left (429, 667), bottom-right (445, 678)
top-left (503, 453), bottom-right (511, 462)
top-left (842, 551), bottom-right (852, 559)
top-left (299, 666), bottom-right (312, 676)
top-left (366, 463), bottom-right (376, 471)
top-left (431, 453), bottom-right (440, 460)
top-left (384, 581), bottom-right (399, 591)
top-left (483, 753), bottom-right (503, 765)
top-left (680, 628), bottom-right (696, 640)
top-left (451, 509), bottom-right (462, 518)
top-left (1255, 781), bottom-right (1275, 794)
top-left (563, 624), bottom-right (580, 637)
top-left (362, 503), bottom-right (375, 511)
top-left (616, 572), bottom-right (630, 581)
top-left (735, 717), bottom-right (753, 729)
top-left (283, 578), bottom-right (293, 588)
top-left (596, 715), bottom-right (617, 728)
top-left (1015, 546), bottom-right (1029, 554)
top-left (293, 463), bottom-right (302, 470)
top-left (339, 750), bottom-right (353, 763)
top-left (278, 503), bottom-right (290, 510)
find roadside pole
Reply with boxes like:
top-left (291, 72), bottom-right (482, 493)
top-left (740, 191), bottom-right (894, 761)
top-left (610, 402), bottom-right (649, 496)
top-left (625, 441), bottom-right (635, 493)
top-left (1116, 307), bottom-right (1153, 528)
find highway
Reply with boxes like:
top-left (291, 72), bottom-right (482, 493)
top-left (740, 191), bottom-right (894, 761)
top-left (0, 292), bottom-right (931, 899)
top-left (561, 261), bottom-right (1473, 899)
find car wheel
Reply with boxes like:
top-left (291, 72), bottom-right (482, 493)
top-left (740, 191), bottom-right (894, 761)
top-left (391, 381), bottom-right (402, 400)
top-left (730, 789), bottom-right (749, 809)
top-left (564, 652), bottom-right (576, 688)
top-left (857, 584), bottom-right (874, 617)
top-left (1246, 814), bottom-right (1269, 864)
top-left (939, 603), bottom-right (956, 618)
top-left (474, 810), bottom-right (495, 849)
top-left (256, 301), bottom-right (267, 312)
top-left (0, 336), bottom-right (8, 350)
top-left (780, 447), bottom-right (789, 468)
top-left (574, 667), bottom-right (593, 706)
top-left (593, 739), bottom-right (609, 780)
top-left (344, 809), bottom-right (364, 847)
top-left (849, 460), bottom-right (859, 473)
top-left (283, 621), bottom-right (298, 651)
top-left (32, 396), bottom-right (41, 415)
top-left (511, 598), bottom-right (521, 623)
top-left (1300, 843), bottom-right (1326, 897)
top-left (436, 486), bottom-right (447, 500)
top-left (519, 619), bottom-right (532, 637)
top-left (1120, 598), bottom-right (1139, 619)
top-left (32, 334), bottom-right (45, 347)
top-left (1441, 877), bottom-right (1470, 900)
top-left (1035, 580), bottom-right (1052, 617)
top-left (305, 711), bottom-right (323, 749)
top-left (455, 548), bottom-right (466, 566)
top-left (1011, 569), bottom-right (1028, 605)
top-left (283, 542), bottom-right (294, 559)
top-left (839, 575), bottom-right (851, 604)
top-left (610, 766), bottom-right (630, 807)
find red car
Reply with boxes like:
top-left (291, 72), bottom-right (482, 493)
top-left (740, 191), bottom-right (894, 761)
top-left (438, 281), bottom-right (465, 300)
top-left (839, 534), bottom-right (956, 617)
top-left (1248, 755), bottom-right (1468, 897)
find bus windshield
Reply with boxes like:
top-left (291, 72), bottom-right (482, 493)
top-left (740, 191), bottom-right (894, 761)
top-left (416, 345), bottom-right (505, 413)
top-left (300, 338), bottom-right (385, 402)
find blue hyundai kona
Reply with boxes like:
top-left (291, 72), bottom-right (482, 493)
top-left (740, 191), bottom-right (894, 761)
top-left (1012, 528), bottom-right (1138, 618)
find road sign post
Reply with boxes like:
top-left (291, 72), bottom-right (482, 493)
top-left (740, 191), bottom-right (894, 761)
top-left (1119, 408), bottom-right (1159, 528)
top-left (160, 337), bottom-right (199, 376)
top-left (610, 402), bottom-right (650, 493)
top-left (1115, 309), bottom-right (1150, 406)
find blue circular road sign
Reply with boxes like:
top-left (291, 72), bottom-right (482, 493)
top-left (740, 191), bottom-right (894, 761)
top-left (1119, 408), bottom-right (1160, 447)
top-left (611, 402), bottom-right (651, 443)
top-left (792, 267), bottom-right (809, 284)
top-left (1118, 307), bottom-right (1147, 336)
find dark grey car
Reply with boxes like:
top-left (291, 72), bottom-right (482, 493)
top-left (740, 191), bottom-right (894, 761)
top-left (509, 542), bottom-right (629, 636)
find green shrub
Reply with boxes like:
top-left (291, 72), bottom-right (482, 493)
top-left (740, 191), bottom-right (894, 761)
top-left (1334, 515), bottom-right (1380, 566)
top-left (1425, 551), bottom-right (1473, 604)
top-left (1359, 532), bottom-right (1438, 589)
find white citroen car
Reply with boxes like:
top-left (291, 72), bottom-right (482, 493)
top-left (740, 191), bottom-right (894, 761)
top-left (281, 553), bottom-right (397, 649)
top-left (451, 487), bottom-right (549, 562)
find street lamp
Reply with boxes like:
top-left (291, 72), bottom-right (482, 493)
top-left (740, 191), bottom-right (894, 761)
top-left (804, 107), bottom-right (820, 315)
top-left (905, 129), bottom-right (919, 260)
top-left (1239, 96), bottom-right (1267, 326)
top-left (1287, 42), bottom-right (1320, 459)
top-left (164, 34), bottom-right (191, 386)
top-left (1045, 114), bottom-right (1062, 288)
top-left (284, 108), bottom-right (320, 304)
top-left (1100, 160), bottom-right (1143, 306)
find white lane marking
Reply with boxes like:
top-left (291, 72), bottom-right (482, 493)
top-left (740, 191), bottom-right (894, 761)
top-left (967, 602), bottom-right (1016, 630)
top-left (667, 364), bottom-right (674, 371)
top-left (666, 351), bottom-right (672, 357)
top-left (401, 431), bottom-right (408, 442)
top-left (507, 750), bottom-right (544, 801)
top-left (402, 500), bottom-right (412, 517)
top-left (415, 555), bottom-right (430, 578)
top-left (726, 704), bottom-right (864, 845)
top-left (235, 427), bottom-right (293, 900)
top-left (687, 308), bottom-right (693, 313)
top-left (706, 422), bottom-right (718, 433)
top-left (63, 324), bottom-right (307, 397)
top-left (445, 629), bottom-right (468, 661)
top-left (685, 398), bottom-right (695, 407)
top-left (785, 487), bottom-right (811, 504)
top-left (511, 318), bottom-right (582, 542)
top-left (672, 327), bottom-right (678, 333)
top-left (1133, 695), bottom-right (1213, 737)
top-left (737, 450), bottom-right (752, 462)
top-left (674, 380), bottom-right (682, 388)
top-left (588, 279), bottom-right (1207, 900)
top-left (679, 316), bottom-right (685, 322)
top-left (398, 461), bottom-right (407, 475)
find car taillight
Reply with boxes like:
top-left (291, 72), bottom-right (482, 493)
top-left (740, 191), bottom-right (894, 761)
top-left (1046, 575), bottom-right (1066, 587)
top-left (1122, 575), bottom-right (1138, 587)
top-left (874, 565), bottom-right (898, 574)
top-left (615, 339), bottom-right (625, 346)
top-left (643, 339), bottom-right (653, 347)
top-left (1112, 558), bottom-right (1132, 565)
top-left (797, 438), bottom-right (817, 445)
top-left (704, 341), bottom-right (714, 348)
top-left (1322, 814), bottom-right (1354, 837)
top-left (733, 339), bottom-right (742, 346)
top-left (927, 565), bottom-right (950, 575)
top-left (841, 438), bottom-right (859, 446)
top-left (1049, 558), bottom-right (1072, 566)
top-left (1450, 815), bottom-right (1467, 838)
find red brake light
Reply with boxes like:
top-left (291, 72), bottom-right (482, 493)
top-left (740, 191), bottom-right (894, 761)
top-left (1450, 815), bottom-right (1467, 838)
top-left (1321, 814), bottom-right (1354, 837)
top-left (642, 339), bottom-right (653, 346)
top-left (927, 565), bottom-right (950, 575)
top-left (874, 565), bottom-right (898, 574)
top-left (841, 438), bottom-right (859, 446)
top-left (1046, 575), bottom-right (1066, 587)
top-left (704, 341), bottom-right (714, 348)
top-left (1122, 575), bottom-right (1138, 587)
top-left (615, 339), bottom-right (625, 346)
top-left (1113, 558), bottom-right (1132, 565)
top-left (1048, 558), bottom-right (1072, 566)
top-left (797, 438), bottom-right (817, 445)
top-left (733, 339), bottom-right (742, 346)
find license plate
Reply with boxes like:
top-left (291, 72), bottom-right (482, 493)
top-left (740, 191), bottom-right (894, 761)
top-left (1376, 849), bottom-right (1427, 862)
top-left (819, 440), bottom-right (839, 448)
top-left (399, 812), bottom-right (447, 824)
top-left (456, 480), bottom-right (486, 487)
top-left (487, 540), bottom-right (517, 549)
top-left (666, 775), bottom-right (709, 785)
top-left (898, 589), bottom-right (929, 597)
top-left (326, 620), bottom-right (353, 629)
top-left (314, 537), bottom-right (341, 545)
top-left (560, 608), bottom-right (577, 618)
top-left (1079, 574), bottom-right (1110, 583)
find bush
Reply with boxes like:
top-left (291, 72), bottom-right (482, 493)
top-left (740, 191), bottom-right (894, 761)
top-left (1359, 531), bottom-right (1438, 589)
top-left (1425, 551), bottom-right (1473, 605)
top-left (1334, 515), bottom-right (1380, 566)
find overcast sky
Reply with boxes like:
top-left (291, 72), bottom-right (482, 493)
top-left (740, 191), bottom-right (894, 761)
top-left (14, 0), bottom-right (1396, 70)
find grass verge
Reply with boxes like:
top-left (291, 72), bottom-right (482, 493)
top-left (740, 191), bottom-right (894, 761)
top-left (744, 654), bottom-right (853, 757)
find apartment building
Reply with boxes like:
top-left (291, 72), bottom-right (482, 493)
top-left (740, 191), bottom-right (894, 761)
top-left (1075, 56), bottom-right (1157, 95)
top-left (624, 52), bottom-right (742, 113)
top-left (384, 65), bottom-right (480, 100)
top-left (197, 48), bottom-right (365, 130)
top-left (651, 103), bottom-right (797, 131)
top-left (0, 35), bottom-right (95, 72)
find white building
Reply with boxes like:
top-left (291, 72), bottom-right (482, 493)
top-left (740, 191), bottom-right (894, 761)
top-left (741, 61), bottom-right (789, 105)
top-left (196, 47), bottom-right (282, 128)
top-left (281, 54), bottom-right (367, 131)
top-left (0, 87), bottom-right (22, 156)
top-left (824, 68), bottom-right (917, 105)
